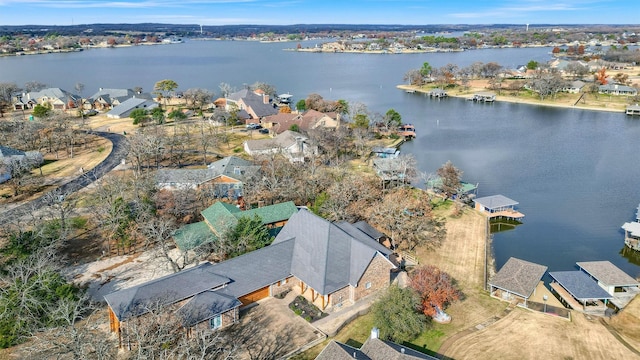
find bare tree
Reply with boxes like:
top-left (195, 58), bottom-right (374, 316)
top-left (436, 160), bottom-right (463, 199)
top-left (368, 188), bottom-right (445, 251)
top-left (0, 82), bottom-right (20, 117)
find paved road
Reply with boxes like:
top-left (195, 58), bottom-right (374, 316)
top-left (0, 131), bottom-right (129, 226)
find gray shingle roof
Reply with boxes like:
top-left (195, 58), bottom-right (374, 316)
top-left (156, 156), bottom-right (257, 186)
top-left (210, 239), bottom-right (295, 298)
top-left (360, 338), bottom-right (438, 359)
top-left (88, 88), bottom-right (135, 101)
top-left (576, 261), bottom-right (639, 287)
top-left (107, 98), bottom-right (157, 118)
top-left (0, 145), bottom-right (25, 159)
top-left (352, 221), bottom-right (385, 241)
top-left (242, 92), bottom-right (279, 117)
top-left (489, 257), bottom-right (547, 298)
top-left (244, 130), bottom-right (307, 152)
top-left (316, 338), bottom-right (437, 360)
top-left (273, 210), bottom-right (393, 295)
top-left (549, 271), bottom-right (612, 301)
top-left (474, 195), bottom-right (518, 210)
top-left (315, 340), bottom-right (370, 360)
top-left (104, 262), bottom-right (230, 321)
top-left (178, 291), bottom-right (241, 326)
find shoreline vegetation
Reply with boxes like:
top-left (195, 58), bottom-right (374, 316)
top-left (396, 82), bottom-right (637, 113)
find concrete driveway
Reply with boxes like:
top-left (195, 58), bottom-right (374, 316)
top-left (233, 292), bottom-right (325, 359)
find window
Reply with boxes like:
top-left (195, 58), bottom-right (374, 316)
top-left (210, 314), bottom-right (222, 329)
top-left (365, 282), bottom-right (372, 289)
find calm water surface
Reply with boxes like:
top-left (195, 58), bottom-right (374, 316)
top-left (1, 40), bottom-right (639, 278)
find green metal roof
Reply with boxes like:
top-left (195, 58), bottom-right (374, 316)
top-left (201, 202), bottom-right (242, 235)
top-left (242, 201), bottom-right (298, 225)
top-left (425, 176), bottom-right (478, 194)
top-left (173, 221), bottom-right (217, 251)
top-left (177, 201), bottom-right (298, 251)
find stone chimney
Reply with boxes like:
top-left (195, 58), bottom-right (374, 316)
top-left (370, 327), bottom-right (379, 339)
top-left (263, 94), bottom-right (269, 104)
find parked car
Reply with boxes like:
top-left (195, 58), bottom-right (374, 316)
top-left (83, 109), bottom-right (98, 116)
top-left (259, 128), bottom-right (269, 134)
top-left (246, 123), bottom-right (262, 130)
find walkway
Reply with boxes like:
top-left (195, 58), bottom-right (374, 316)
top-left (312, 291), bottom-right (383, 337)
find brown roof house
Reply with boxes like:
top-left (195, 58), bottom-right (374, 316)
top-left (262, 109), bottom-right (341, 134)
top-left (105, 210), bottom-right (395, 347)
top-left (489, 257), bottom-right (547, 308)
top-left (316, 328), bottom-right (438, 360)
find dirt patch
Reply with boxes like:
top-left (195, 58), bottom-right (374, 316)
top-left (610, 296), bottom-right (640, 346)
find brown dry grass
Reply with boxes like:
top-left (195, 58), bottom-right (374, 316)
top-left (446, 309), bottom-right (638, 360)
top-left (611, 296), bottom-right (640, 345)
top-left (425, 206), bottom-right (640, 359)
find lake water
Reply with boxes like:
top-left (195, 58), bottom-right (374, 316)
top-left (2, 40), bottom-right (639, 278)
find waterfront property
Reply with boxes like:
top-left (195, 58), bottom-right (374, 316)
top-left (105, 210), bottom-right (396, 347)
top-left (473, 194), bottom-right (524, 220)
top-left (489, 257), bottom-right (547, 308)
top-left (599, 83), bottom-right (638, 96)
top-left (576, 261), bottom-right (640, 309)
top-left (626, 104), bottom-right (640, 116)
top-left (548, 271), bottom-right (612, 316)
top-left (622, 202), bottom-right (640, 251)
top-left (13, 87), bottom-right (79, 110)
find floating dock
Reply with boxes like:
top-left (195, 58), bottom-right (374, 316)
top-left (622, 202), bottom-right (640, 251)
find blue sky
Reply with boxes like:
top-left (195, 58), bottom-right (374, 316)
top-left (0, 0), bottom-right (636, 26)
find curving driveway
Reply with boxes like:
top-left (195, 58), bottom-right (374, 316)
top-left (0, 131), bottom-right (129, 225)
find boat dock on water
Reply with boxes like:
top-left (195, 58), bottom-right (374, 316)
top-left (473, 194), bottom-right (524, 220)
top-left (469, 92), bottom-right (496, 102)
top-left (626, 104), bottom-right (640, 116)
top-left (622, 202), bottom-right (640, 251)
top-left (397, 124), bottom-right (416, 139)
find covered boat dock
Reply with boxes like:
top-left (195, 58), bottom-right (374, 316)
top-left (474, 194), bottom-right (524, 220)
top-left (549, 271), bottom-right (612, 316)
top-left (489, 257), bottom-right (547, 308)
top-left (576, 261), bottom-right (640, 309)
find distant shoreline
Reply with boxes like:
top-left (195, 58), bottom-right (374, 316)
top-left (396, 84), bottom-right (630, 114)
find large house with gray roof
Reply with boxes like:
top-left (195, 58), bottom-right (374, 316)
top-left (224, 88), bottom-right (278, 121)
top-left (13, 87), bottom-right (79, 111)
top-left (105, 209), bottom-right (395, 344)
top-left (84, 88), bottom-right (152, 111)
top-left (107, 97), bottom-right (158, 119)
